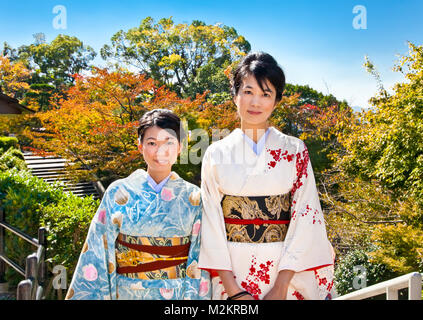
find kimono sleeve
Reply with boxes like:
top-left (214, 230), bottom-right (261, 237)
top-left (278, 141), bottom-right (335, 273)
top-left (198, 147), bottom-right (232, 271)
top-left (183, 197), bottom-right (211, 300)
top-left (65, 188), bottom-right (119, 300)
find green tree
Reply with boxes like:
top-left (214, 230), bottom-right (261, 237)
top-left (101, 17), bottom-right (250, 98)
top-left (340, 42), bottom-right (423, 207)
top-left (284, 83), bottom-right (348, 109)
top-left (327, 42), bottom-right (423, 273)
top-left (17, 34), bottom-right (96, 88)
top-left (3, 34), bottom-right (96, 110)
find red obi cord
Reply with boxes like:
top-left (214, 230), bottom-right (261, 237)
top-left (224, 218), bottom-right (290, 225)
top-left (304, 264), bottom-right (333, 272)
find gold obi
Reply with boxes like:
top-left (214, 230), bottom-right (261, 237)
top-left (221, 193), bottom-right (291, 243)
top-left (115, 234), bottom-right (190, 280)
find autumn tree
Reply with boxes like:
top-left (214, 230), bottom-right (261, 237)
top-left (0, 56), bottom-right (31, 99)
top-left (21, 67), bottom-right (211, 187)
top-left (101, 17), bottom-right (250, 98)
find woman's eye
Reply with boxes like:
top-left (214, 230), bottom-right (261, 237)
top-left (244, 90), bottom-right (252, 94)
top-left (167, 141), bottom-right (175, 145)
top-left (148, 142), bottom-right (156, 146)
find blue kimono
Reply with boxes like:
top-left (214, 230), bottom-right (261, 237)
top-left (65, 169), bottom-right (211, 300)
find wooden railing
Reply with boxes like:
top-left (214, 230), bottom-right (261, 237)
top-left (0, 207), bottom-right (47, 300)
top-left (334, 272), bottom-right (422, 300)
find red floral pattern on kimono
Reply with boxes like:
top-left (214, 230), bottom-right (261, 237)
top-left (267, 148), bottom-right (295, 169)
top-left (291, 146), bottom-right (310, 196)
top-left (240, 256), bottom-right (274, 300)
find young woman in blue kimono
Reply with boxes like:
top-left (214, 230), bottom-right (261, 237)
top-left (65, 109), bottom-right (211, 300)
top-left (198, 52), bottom-right (335, 300)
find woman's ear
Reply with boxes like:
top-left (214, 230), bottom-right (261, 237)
top-left (137, 137), bottom-right (143, 153)
top-left (233, 95), bottom-right (238, 107)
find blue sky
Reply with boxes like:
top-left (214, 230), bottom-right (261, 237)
top-left (1, 0), bottom-right (422, 108)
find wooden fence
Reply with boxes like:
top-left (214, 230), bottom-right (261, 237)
top-left (0, 206), bottom-right (47, 300)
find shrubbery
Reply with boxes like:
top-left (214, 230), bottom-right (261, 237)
top-left (0, 136), bottom-right (19, 151)
top-left (0, 147), bottom-right (27, 171)
top-left (40, 193), bottom-right (98, 288)
top-left (0, 144), bottom-right (99, 298)
top-left (334, 248), bottom-right (399, 298)
top-left (0, 168), bottom-right (62, 288)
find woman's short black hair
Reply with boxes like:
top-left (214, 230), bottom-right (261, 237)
top-left (230, 52), bottom-right (286, 103)
top-left (137, 109), bottom-right (186, 143)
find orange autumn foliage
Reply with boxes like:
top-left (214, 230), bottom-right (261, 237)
top-left (23, 67), bottom-right (209, 185)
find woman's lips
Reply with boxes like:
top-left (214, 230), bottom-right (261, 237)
top-left (247, 110), bottom-right (262, 115)
top-left (155, 159), bottom-right (169, 165)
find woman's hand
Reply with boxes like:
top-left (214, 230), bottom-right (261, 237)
top-left (262, 285), bottom-right (288, 300)
top-left (262, 269), bottom-right (295, 300)
top-left (217, 270), bottom-right (256, 300)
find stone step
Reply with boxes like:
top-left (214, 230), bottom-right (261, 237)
top-left (23, 151), bottom-right (102, 200)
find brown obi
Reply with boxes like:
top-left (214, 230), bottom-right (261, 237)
top-left (115, 234), bottom-right (190, 279)
top-left (221, 193), bottom-right (291, 243)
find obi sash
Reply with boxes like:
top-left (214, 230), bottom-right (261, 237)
top-left (115, 234), bottom-right (190, 279)
top-left (221, 193), bottom-right (291, 243)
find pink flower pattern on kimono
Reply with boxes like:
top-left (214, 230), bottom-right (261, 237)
top-left (192, 220), bottom-right (201, 236)
top-left (160, 288), bottom-right (174, 300)
top-left (199, 279), bottom-right (210, 297)
top-left (161, 187), bottom-right (175, 201)
top-left (82, 264), bottom-right (98, 281)
top-left (97, 209), bottom-right (106, 224)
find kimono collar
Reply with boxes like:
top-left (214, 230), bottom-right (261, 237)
top-left (147, 172), bottom-right (173, 193)
top-left (240, 127), bottom-right (271, 156)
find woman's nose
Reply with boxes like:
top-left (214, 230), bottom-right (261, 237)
top-left (157, 144), bottom-right (169, 156)
top-left (251, 94), bottom-right (260, 107)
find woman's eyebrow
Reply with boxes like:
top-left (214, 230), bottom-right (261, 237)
top-left (243, 84), bottom-right (273, 92)
top-left (147, 136), bottom-right (176, 141)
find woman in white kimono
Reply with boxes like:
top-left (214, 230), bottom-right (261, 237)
top-left (66, 109), bottom-right (210, 300)
top-left (198, 52), bottom-right (335, 300)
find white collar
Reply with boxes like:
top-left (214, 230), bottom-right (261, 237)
top-left (146, 172), bottom-right (172, 193)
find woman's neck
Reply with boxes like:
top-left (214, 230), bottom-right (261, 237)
top-left (240, 121), bottom-right (270, 143)
top-left (147, 168), bottom-right (171, 185)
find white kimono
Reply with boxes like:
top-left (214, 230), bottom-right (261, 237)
top-left (198, 127), bottom-right (335, 300)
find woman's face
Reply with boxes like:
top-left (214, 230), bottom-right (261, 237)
top-left (138, 125), bottom-right (181, 173)
top-left (234, 74), bottom-right (277, 129)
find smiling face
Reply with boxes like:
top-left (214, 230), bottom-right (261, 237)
top-left (138, 125), bottom-right (181, 178)
top-left (233, 74), bottom-right (277, 130)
